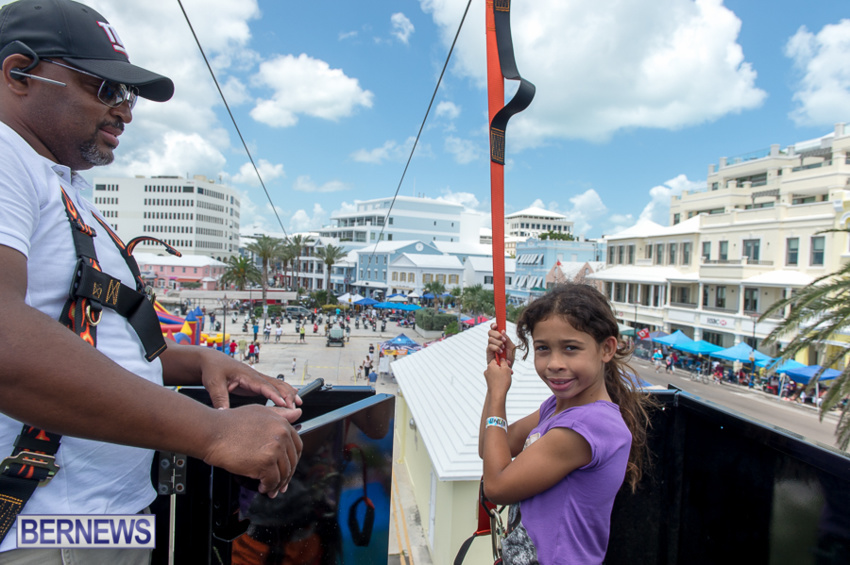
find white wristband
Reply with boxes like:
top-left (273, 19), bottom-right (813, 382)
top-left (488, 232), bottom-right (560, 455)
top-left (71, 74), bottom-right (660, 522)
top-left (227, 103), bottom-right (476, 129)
top-left (486, 416), bottom-right (508, 431)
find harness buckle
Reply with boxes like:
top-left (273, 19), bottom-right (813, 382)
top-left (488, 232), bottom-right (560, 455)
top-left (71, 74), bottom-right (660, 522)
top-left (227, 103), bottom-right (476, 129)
top-left (85, 302), bottom-right (102, 326)
top-left (1, 451), bottom-right (60, 487)
top-left (144, 285), bottom-right (157, 304)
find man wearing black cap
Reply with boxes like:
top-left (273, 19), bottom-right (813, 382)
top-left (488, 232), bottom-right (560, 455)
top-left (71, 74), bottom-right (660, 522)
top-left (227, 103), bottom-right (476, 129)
top-left (0, 1), bottom-right (303, 562)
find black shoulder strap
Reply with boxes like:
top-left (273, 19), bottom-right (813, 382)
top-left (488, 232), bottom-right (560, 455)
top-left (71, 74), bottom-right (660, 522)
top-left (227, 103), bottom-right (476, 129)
top-left (0, 188), bottom-right (177, 542)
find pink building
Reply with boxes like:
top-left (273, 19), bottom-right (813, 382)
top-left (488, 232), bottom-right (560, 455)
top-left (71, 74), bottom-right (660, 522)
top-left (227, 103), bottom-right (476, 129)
top-left (133, 253), bottom-right (227, 291)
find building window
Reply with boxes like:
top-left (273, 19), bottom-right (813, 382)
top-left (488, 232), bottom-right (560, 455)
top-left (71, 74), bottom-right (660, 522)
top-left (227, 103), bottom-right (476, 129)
top-left (719, 241), bottom-right (728, 261)
top-left (614, 283), bottom-right (624, 302)
top-left (715, 286), bottom-right (726, 309)
top-left (677, 287), bottom-right (689, 304)
top-left (786, 238), bottom-right (799, 266)
top-left (436, 274), bottom-right (446, 284)
top-left (682, 242), bottom-right (691, 265)
top-left (702, 285), bottom-right (709, 307)
top-left (449, 274), bottom-right (459, 284)
top-left (484, 276), bottom-right (494, 284)
top-left (655, 243), bottom-right (664, 265)
top-left (423, 274), bottom-right (432, 283)
top-left (646, 244), bottom-right (653, 260)
top-left (608, 246), bottom-right (615, 264)
top-left (617, 245), bottom-right (624, 264)
top-left (627, 244), bottom-right (635, 265)
top-left (668, 243), bottom-right (678, 265)
top-left (742, 239), bottom-right (760, 262)
top-left (673, 213), bottom-right (680, 225)
top-left (408, 273), bottom-right (415, 283)
top-left (392, 272), bottom-right (398, 281)
top-left (744, 287), bottom-right (759, 313)
top-left (810, 236), bottom-right (825, 265)
top-left (702, 241), bottom-right (710, 261)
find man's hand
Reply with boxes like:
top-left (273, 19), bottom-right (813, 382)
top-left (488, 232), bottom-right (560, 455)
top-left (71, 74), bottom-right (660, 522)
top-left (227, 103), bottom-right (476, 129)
top-left (198, 350), bottom-right (302, 420)
top-left (161, 345), bottom-right (302, 422)
top-left (203, 405), bottom-right (303, 498)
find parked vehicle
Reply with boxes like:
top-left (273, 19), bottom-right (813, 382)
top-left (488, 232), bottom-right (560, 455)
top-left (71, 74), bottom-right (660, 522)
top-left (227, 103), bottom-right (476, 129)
top-left (326, 327), bottom-right (345, 347)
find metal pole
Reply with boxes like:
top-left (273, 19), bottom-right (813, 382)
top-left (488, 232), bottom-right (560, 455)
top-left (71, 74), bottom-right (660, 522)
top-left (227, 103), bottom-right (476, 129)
top-left (222, 294), bottom-right (227, 352)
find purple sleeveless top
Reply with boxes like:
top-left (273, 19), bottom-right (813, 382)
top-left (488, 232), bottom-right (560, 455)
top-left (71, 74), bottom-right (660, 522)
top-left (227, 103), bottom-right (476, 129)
top-left (520, 396), bottom-right (631, 564)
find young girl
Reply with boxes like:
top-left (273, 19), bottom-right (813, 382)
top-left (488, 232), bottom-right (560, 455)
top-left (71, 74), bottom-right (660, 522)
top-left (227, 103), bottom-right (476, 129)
top-left (479, 283), bottom-right (652, 564)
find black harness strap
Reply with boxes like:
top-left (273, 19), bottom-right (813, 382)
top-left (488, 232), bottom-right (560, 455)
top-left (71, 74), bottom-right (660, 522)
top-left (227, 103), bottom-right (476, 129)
top-left (0, 187), bottom-right (174, 542)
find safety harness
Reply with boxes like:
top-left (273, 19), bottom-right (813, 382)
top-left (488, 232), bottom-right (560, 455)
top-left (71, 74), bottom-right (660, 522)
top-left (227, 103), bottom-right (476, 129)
top-left (0, 187), bottom-right (178, 542)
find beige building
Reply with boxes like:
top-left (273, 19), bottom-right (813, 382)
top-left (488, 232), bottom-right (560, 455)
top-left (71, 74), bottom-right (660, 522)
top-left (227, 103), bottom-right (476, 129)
top-left (592, 124), bottom-right (850, 361)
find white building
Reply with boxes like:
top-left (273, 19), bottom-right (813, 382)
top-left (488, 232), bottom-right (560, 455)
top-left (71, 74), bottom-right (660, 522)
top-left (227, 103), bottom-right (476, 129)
top-left (505, 206), bottom-right (573, 240)
top-left (319, 196), bottom-right (467, 244)
top-left (462, 256), bottom-right (516, 290)
top-left (93, 175), bottom-right (241, 261)
top-left (388, 253), bottom-right (465, 295)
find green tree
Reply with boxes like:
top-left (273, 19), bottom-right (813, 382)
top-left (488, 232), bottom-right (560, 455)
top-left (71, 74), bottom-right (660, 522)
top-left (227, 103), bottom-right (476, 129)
top-left (423, 280), bottom-right (446, 313)
top-left (461, 283), bottom-right (495, 318)
top-left (762, 228), bottom-right (850, 448)
top-left (278, 242), bottom-right (297, 290)
top-left (245, 235), bottom-right (285, 312)
top-left (287, 234), bottom-right (312, 292)
top-left (220, 255), bottom-right (262, 291)
top-left (316, 243), bottom-right (346, 296)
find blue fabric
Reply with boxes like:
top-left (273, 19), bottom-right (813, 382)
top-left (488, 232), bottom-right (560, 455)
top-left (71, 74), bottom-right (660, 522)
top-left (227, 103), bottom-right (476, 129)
top-left (653, 330), bottom-right (693, 347)
top-left (710, 342), bottom-right (773, 364)
top-left (672, 340), bottom-right (724, 355)
top-left (784, 365), bottom-right (841, 385)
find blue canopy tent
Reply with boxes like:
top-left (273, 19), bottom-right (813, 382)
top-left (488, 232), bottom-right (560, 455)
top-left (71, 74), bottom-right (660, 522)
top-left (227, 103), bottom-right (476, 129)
top-left (756, 358), bottom-right (805, 372)
top-left (654, 330), bottom-right (694, 348)
top-left (379, 333), bottom-right (422, 356)
top-left (673, 340), bottom-right (724, 356)
top-left (422, 293), bottom-right (435, 299)
top-left (396, 303), bottom-right (421, 311)
top-left (373, 302), bottom-right (396, 309)
top-left (784, 365), bottom-right (841, 385)
top-left (709, 343), bottom-right (773, 365)
top-left (355, 297), bottom-right (379, 306)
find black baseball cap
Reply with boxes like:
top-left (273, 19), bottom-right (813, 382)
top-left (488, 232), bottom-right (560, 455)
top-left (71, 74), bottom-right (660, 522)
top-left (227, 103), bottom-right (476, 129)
top-left (0, 0), bottom-right (173, 101)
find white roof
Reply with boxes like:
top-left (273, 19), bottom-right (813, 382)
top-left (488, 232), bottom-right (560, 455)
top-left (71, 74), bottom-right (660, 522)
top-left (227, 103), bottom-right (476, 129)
top-left (133, 253), bottom-right (227, 268)
top-left (352, 240), bottom-right (420, 254)
top-left (740, 270), bottom-right (815, 287)
top-left (432, 241), bottom-right (493, 256)
top-left (393, 322), bottom-right (550, 481)
top-left (505, 206), bottom-right (568, 220)
top-left (392, 253), bottom-right (464, 270)
top-left (587, 265), bottom-right (696, 283)
top-left (465, 256), bottom-right (517, 274)
top-left (556, 261), bottom-right (605, 279)
top-left (604, 216), bottom-right (701, 241)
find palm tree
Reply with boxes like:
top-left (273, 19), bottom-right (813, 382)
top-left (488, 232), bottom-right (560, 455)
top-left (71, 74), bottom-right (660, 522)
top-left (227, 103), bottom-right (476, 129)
top-left (423, 280), bottom-right (446, 313)
top-left (316, 243), bottom-right (346, 297)
top-left (277, 243), bottom-right (296, 290)
top-left (220, 256), bottom-right (262, 291)
top-left (245, 235), bottom-right (285, 311)
top-left (761, 228), bottom-right (850, 448)
top-left (287, 234), bottom-right (312, 292)
top-left (462, 283), bottom-right (495, 318)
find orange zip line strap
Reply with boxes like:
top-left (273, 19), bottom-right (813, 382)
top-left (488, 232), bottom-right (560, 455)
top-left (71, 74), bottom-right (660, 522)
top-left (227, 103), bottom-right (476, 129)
top-left (486, 0), bottom-right (535, 358)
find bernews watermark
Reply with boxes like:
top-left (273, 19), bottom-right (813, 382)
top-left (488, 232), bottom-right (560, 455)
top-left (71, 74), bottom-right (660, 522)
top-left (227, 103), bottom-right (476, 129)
top-left (16, 515), bottom-right (155, 549)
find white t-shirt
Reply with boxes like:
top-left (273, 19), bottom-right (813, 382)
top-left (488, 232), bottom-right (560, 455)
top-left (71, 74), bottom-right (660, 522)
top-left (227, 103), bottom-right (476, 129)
top-left (0, 122), bottom-right (162, 552)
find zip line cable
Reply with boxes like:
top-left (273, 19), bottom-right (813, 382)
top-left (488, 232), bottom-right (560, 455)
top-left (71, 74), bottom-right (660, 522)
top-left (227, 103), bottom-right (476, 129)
top-left (176, 0), bottom-right (289, 239)
top-left (364, 0), bottom-right (473, 271)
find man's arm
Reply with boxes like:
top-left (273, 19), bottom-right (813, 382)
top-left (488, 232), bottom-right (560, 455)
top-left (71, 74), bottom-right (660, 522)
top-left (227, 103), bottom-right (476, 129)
top-left (0, 245), bottom-right (301, 498)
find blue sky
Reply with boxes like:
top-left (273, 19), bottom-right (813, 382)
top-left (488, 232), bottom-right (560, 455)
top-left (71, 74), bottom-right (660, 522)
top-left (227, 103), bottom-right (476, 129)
top-left (85, 0), bottom-right (850, 239)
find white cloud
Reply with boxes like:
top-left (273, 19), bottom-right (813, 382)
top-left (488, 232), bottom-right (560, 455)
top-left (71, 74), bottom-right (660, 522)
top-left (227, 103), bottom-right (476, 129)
top-left (231, 159), bottom-right (285, 185)
top-left (785, 20), bottom-right (850, 126)
top-left (422, 0), bottom-right (766, 145)
top-left (99, 131), bottom-right (227, 179)
top-left (290, 203), bottom-right (328, 232)
top-left (638, 174), bottom-right (705, 224)
top-left (436, 100), bottom-right (461, 120)
top-left (333, 202), bottom-right (359, 216)
top-left (445, 135), bottom-right (481, 164)
top-left (221, 77), bottom-right (252, 106)
top-left (293, 175), bottom-right (350, 193)
top-left (391, 13), bottom-right (415, 44)
top-left (350, 137), bottom-right (430, 164)
top-left (250, 54), bottom-right (374, 127)
top-left (339, 30), bottom-right (358, 41)
top-left (438, 189), bottom-right (481, 210)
